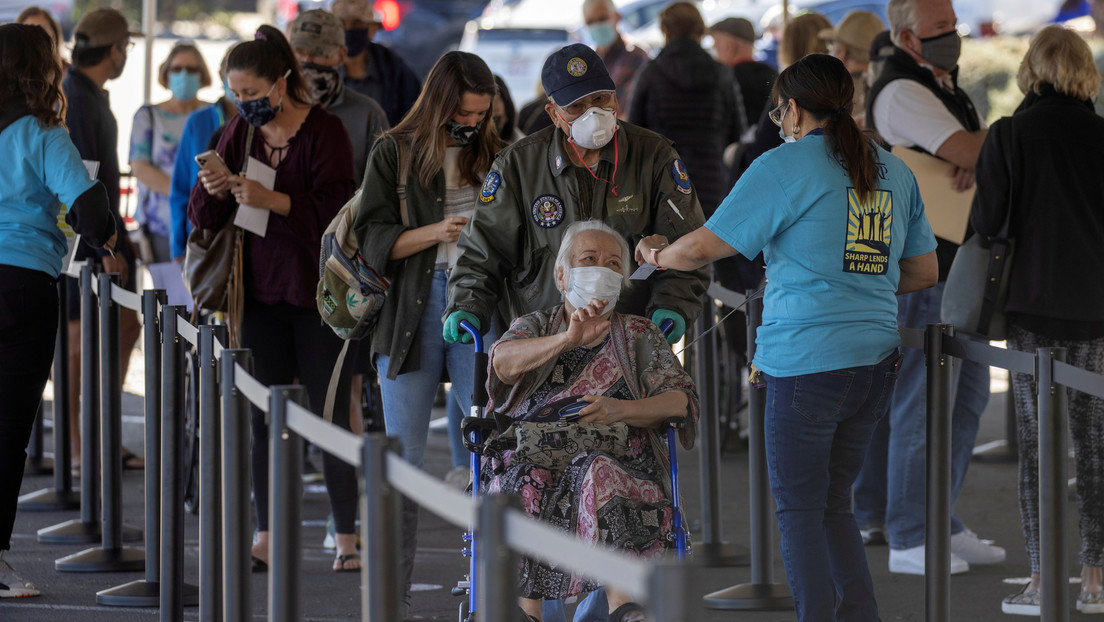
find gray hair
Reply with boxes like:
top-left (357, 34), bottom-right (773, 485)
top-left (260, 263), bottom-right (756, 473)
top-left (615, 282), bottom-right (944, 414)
top-left (554, 220), bottom-right (631, 284)
top-left (886, 0), bottom-right (920, 46)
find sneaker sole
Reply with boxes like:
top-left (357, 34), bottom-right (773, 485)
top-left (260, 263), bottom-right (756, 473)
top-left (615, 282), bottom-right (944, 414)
top-left (1078, 600), bottom-right (1104, 614)
top-left (0, 588), bottom-right (41, 598)
top-left (888, 559), bottom-right (970, 575)
top-left (1002, 601), bottom-right (1040, 616)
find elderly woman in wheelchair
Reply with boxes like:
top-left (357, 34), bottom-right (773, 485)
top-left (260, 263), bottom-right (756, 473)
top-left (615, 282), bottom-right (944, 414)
top-left (480, 220), bottom-right (699, 622)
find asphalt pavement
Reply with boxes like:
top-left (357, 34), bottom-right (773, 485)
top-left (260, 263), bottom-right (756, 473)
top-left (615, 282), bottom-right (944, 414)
top-left (1, 374), bottom-right (1087, 621)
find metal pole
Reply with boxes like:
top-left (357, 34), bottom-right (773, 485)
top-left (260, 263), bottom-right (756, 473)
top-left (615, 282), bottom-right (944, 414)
top-left (648, 562), bottom-right (690, 622)
top-left (160, 305), bottom-right (198, 619)
top-left (362, 434), bottom-right (402, 622)
top-left (20, 280), bottom-right (79, 510)
top-left (692, 293), bottom-right (747, 566)
top-left (704, 293), bottom-right (792, 610)
top-left (476, 494), bottom-right (518, 621)
top-left (57, 272), bottom-right (144, 572)
top-left (925, 323), bottom-right (954, 622)
top-left (1038, 347), bottom-right (1069, 622)
top-left (199, 324), bottom-right (227, 621)
top-left (98, 289), bottom-right (168, 605)
top-left (142, 0), bottom-right (154, 105)
top-left (221, 349), bottom-right (253, 622)
top-left (270, 385), bottom-right (307, 622)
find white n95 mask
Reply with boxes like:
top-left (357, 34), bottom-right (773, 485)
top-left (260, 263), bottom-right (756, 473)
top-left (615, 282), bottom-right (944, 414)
top-left (566, 107), bottom-right (618, 150)
top-left (565, 266), bottom-right (622, 314)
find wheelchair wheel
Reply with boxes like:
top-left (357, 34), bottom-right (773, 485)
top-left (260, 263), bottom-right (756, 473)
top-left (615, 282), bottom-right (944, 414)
top-left (457, 600), bottom-right (469, 622)
top-left (182, 348), bottom-right (200, 515)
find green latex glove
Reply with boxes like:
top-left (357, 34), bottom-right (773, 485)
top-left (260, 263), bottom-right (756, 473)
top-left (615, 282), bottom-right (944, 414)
top-left (651, 309), bottom-right (686, 344)
top-left (443, 311), bottom-right (481, 344)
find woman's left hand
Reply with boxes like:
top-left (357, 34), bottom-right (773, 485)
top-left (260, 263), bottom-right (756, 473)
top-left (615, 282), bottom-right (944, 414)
top-left (635, 234), bottom-right (669, 266)
top-left (577, 395), bottom-right (626, 425)
top-left (228, 175), bottom-right (269, 208)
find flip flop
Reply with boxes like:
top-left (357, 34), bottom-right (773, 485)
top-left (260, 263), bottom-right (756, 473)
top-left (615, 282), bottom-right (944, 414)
top-left (250, 556), bottom-right (268, 573)
top-left (333, 553), bottom-right (361, 572)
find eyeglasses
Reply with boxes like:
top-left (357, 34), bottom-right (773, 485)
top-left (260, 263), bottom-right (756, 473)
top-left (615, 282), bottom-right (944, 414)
top-left (170, 66), bottom-right (201, 74)
top-left (768, 101), bottom-right (788, 127)
top-left (558, 91), bottom-right (614, 117)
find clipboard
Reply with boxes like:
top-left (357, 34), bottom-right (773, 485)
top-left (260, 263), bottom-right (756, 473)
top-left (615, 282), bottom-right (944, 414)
top-left (891, 146), bottom-right (974, 244)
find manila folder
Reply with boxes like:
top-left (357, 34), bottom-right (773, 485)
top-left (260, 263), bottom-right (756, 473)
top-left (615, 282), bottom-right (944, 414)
top-left (891, 146), bottom-right (973, 244)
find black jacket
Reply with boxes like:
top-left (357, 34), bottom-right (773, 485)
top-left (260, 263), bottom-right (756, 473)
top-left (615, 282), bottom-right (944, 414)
top-left (971, 86), bottom-right (1104, 339)
top-left (629, 37), bottom-right (740, 214)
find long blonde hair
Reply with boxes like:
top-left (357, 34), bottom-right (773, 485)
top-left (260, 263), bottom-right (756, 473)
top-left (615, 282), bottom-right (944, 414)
top-left (385, 51), bottom-right (500, 188)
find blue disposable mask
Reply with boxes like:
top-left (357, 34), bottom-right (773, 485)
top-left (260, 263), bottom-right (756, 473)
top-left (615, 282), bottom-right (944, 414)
top-left (169, 70), bottom-right (201, 101)
top-left (223, 77), bottom-right (232, 100)
top-left (777, 105), bottom-right (796, 143)
top-left (345, 28), bottom-right (369, 57)
top-left (234, 70), bottom-right (290, 127)
top-left (588, 21), bottom-right (618, 48)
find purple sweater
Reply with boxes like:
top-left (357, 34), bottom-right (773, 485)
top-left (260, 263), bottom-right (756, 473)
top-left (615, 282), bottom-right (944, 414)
top-left (188, 106), bottom-right (354, 308)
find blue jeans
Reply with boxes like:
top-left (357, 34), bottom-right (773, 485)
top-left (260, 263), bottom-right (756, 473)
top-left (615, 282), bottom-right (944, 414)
top-left (853, 283), bottom-right (991, 549)
top-left (764, 352), bottom-right (899, 622)
top-left (541, 590), bottom-right (608, 622)
top-left (377, 270), bottom-right (475, 468)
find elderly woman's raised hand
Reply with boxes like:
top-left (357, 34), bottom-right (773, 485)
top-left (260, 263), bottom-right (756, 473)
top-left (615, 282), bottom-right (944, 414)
top-left (565, 297), bottom-right (611, 347)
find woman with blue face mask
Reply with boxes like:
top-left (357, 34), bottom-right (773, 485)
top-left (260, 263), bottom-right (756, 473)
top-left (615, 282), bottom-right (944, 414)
top-left (129, 42), bottom-right (212, 263)
top-left (190, 25), bottom-right (358, 574)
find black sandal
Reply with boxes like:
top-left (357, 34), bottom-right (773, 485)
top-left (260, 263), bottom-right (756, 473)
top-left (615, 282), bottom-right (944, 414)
top-left (609, 602), bottom-right (647, 622)
top-left (250, 556), bottom-right (268, 573)
top-left (333, 553), bottom-right (361, 572)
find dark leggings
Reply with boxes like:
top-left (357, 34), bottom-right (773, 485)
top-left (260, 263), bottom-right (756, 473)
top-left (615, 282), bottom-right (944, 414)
top-left (0, 265), bottom-right (59, 550)
top-left (242, 300), bottom-right (357, 534)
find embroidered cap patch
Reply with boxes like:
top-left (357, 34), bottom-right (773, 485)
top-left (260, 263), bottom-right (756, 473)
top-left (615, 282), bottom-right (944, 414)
top-left (566, 57), bottom-right (588, 78)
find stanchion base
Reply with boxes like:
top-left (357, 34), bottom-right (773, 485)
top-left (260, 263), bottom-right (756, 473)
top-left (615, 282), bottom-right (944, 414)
top-left (56, 546), bottom-right (145, 573)
top-left (690, 541), bottom-right (751, 567)
top-left (96, 579), bottom-right (199, 607)
top-left (18, 487), bottom-right (79, 512)
top-left (972, 439), bottom-right (1017, 464)
top-left (703, 582), bottom-right (793, 611)
top-left (37, 520), bottom-right (142, 544)
top-left (24, 456), bottom-right (54, 476)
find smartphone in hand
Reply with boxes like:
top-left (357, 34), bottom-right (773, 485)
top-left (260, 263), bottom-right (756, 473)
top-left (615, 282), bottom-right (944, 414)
top-left (195, 150), bottom-right (231, 176)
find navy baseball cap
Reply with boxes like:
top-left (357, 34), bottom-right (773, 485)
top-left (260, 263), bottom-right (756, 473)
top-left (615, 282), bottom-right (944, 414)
top-left (541, 43), bottom-right (616, 106)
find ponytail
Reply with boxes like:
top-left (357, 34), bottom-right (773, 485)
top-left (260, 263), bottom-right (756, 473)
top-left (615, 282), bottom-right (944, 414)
top-left (226, 25), bottom-right (312, 106)
top-left (774, 53), bottom-right (878, 201)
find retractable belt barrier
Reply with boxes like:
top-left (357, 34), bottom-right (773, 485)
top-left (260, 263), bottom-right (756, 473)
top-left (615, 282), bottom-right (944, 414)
top-left (59, 266), bottom-right (1104, 622)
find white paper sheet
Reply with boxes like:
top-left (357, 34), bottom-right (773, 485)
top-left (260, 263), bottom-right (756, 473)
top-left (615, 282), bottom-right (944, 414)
top-left (147, 262), bottom-right (194, 313)
top-left (233, 156), bottom-right (276, 237)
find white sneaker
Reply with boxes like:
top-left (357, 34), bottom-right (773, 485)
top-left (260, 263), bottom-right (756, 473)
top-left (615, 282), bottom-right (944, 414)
top-left (888, 545), bottom-right (969, 575)
top-left (1001, 584), bottom-right (1041, 616)
top-left (951, 528), bottom-right (1006, 565)
top-left (0, 553), bottom-right (40, 599)
top-left (444, 466), bottom-right (470, 491)
top-left (860, 526), bottom-right (887, 545)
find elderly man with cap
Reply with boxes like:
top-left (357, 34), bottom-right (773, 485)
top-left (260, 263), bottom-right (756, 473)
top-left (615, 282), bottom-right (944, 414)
top-left (819, 10), bottom-right (886, 128)
top-left (444, 43), bottom-right (707, 349)
top-left (63, 7), bottom-right (145, 472)
top-left (711, 16), bottom-right (777, 134)
top-left (330, 0), bottom-right (420, 126)
top-left (581, 0), bottom-right (651, 120)
top-left (289, 8), bottom-right (389, 185)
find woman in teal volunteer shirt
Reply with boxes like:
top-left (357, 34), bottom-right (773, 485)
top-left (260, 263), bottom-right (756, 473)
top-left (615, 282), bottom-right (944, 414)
top-left (0, 23), bottom-right (117, 599)
top-left (636, 53), bottom-right (938, 621)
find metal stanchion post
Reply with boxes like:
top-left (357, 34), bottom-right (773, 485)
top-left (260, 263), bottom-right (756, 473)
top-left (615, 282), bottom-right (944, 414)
top-left (692, 293), bottom-right (749, 566)
top-left (648, 562), bottom-right (691, 622)
top-left (57, 273), bottom-right (144, 572)
top-left (99, 289), bottom-right (169, 605)
top-left (1037, 347), bottom-right (1069, 622)
top-left (924, 323), bottom-right (954, 622)
top-left (476, 494), bottom-right (518, 621)
top-left (160, 305), bottom-right (199, 619)
top-left (362, 434), bottom-right (402, 622)
top-left (221, 349), bottom-right (253, 622)
top-left (704, 294), bottom-right (792, 610)
top-left (199, 324), bottom-right (227, 621)
top-left (270, 385), bottom-right (307, 622)
top-left (41, 264), bottom-right (106, 542)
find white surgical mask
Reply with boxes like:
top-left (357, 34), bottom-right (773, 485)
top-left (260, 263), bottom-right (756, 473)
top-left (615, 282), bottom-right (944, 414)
top-left (564, 266), bottom-right (622, 314)
top-left (778, 105), bottom-right (797, 143)
top-left (564, 106), bottom-right (618, 149)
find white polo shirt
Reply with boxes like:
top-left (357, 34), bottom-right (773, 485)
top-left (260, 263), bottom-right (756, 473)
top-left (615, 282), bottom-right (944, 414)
top-left (872, 75), bottom-right (987, 154)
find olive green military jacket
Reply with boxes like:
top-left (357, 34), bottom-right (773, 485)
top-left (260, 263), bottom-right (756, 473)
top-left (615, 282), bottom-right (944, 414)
top-left (445, 122), bottom-right (708, 329)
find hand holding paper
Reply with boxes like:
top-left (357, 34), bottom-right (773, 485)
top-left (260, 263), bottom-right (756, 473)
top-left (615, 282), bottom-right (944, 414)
top-left (232, 156), bottom-right (278, 237)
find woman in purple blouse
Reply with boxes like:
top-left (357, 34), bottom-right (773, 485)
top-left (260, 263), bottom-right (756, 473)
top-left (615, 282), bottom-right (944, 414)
top-left (188, 25), bottom-right (360, 573)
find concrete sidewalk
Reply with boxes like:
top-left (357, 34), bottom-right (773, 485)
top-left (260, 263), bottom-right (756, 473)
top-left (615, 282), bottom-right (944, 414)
top-left (2, 380), bottom-right (1086, 621)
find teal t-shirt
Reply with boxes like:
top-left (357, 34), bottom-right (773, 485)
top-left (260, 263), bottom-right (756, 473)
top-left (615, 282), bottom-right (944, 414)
top-left (706, 133), bottom-right (937, 377)
top-left (0, 117), bottom-right (97, 278)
